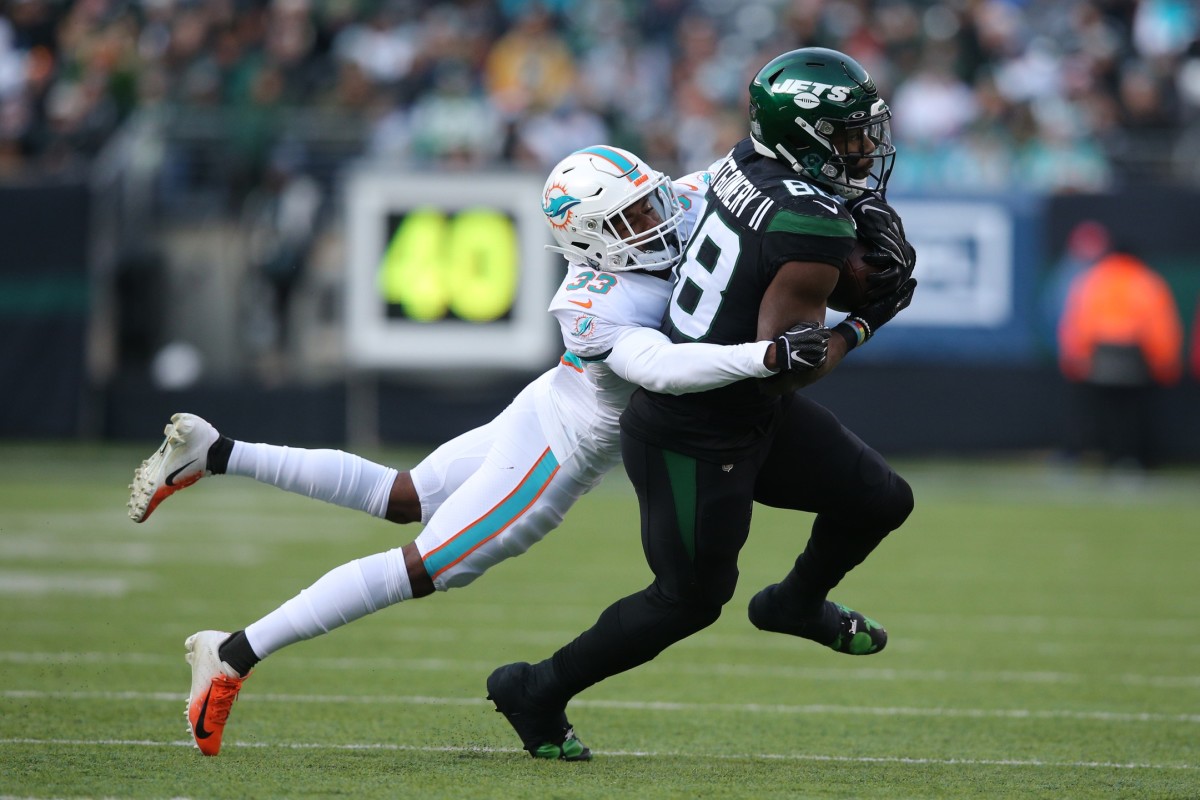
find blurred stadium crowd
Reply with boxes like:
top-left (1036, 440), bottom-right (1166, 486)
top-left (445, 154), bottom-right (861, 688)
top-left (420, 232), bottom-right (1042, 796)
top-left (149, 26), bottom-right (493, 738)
top-left (1, 0), bottom-right (1199, 194)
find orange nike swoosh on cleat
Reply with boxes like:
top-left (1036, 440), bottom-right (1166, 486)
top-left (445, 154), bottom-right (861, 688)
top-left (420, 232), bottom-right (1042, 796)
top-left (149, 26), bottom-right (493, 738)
top-left (569, 299), bottom-right (593, 308)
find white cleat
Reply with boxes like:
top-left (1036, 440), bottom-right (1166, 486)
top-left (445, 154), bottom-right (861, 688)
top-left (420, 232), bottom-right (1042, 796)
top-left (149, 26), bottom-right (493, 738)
top-left (184, 630), bottom-right (248, 756)
top-left (127, 412), bottom-right (220, 523)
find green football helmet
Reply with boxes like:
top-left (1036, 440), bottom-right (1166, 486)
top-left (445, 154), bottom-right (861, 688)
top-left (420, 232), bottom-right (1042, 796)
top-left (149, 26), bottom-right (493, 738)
top-left (748, 47), bottom-right (896, 198)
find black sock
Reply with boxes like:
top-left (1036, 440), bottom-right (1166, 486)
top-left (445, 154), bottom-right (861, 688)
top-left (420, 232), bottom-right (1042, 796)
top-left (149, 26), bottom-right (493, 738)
top-left (217, 630), bottom-right (260, 677)
top-left (774, 567), bottom-right (828, 620)
top-left (206, 436), bottom-right (235, 475)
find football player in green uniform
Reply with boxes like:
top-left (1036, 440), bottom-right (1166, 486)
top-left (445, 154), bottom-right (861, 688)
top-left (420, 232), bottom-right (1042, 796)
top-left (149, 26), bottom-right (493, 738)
top-left (487, 47), bottom-right (919, 760)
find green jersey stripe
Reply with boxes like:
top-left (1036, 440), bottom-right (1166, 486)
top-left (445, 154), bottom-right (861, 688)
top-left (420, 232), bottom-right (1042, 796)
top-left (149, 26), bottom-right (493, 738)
top-left (767, 210), bottom-right (855, 238)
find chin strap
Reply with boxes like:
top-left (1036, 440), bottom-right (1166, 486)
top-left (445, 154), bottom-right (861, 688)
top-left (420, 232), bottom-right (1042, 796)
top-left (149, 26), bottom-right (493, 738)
top-left (774, 143), bottom-right (804, 172)
top-left (754, 137), bottom-right (872, 200)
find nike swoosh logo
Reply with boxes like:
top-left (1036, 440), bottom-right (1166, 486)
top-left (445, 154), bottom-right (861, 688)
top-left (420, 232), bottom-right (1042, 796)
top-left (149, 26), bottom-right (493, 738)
top-left (194, 687), bottom-right (214, 739)
top-left (568, 299), bottom-right (593, 308)
top-left (813, 200), bottom-right (839, 214)
top-left (165, 459), bottom-right (197, 487)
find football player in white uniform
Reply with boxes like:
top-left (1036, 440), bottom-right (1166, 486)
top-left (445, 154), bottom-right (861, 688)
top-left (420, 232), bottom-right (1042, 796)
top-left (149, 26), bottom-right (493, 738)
top-left (128, 145), bottom-right (830, 756)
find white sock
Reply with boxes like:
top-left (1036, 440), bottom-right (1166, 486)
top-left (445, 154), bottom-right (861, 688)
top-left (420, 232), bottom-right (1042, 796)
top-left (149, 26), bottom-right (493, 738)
top-left (227, 441), bottom-right (398, 519)
top-left (244, 548), bottom-right (413, 659)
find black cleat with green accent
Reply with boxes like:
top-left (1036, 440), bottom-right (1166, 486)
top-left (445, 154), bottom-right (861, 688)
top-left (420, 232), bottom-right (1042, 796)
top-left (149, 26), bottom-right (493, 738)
top-left (486, 662), bottom-right (592, 761)
top-left (748, 585), bottom-right (887, 655)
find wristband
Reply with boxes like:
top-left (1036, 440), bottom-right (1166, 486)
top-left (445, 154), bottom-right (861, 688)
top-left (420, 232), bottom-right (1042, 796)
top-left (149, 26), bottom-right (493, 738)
top-left (771, 337), bottom-right (788, 372)
top-left (834, 318), bottom-right (870, 351)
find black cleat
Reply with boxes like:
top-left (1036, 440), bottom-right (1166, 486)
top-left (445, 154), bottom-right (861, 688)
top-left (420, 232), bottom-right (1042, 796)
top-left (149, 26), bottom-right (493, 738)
top-left (748, 585), bottom-right (887, 655)
top-left (486, 662), bottom-right (591, 761)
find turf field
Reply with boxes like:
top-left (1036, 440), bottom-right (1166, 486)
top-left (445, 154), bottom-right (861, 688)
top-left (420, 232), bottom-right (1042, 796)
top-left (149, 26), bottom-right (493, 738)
top-left (1, 443), bottom-right (1198, 799)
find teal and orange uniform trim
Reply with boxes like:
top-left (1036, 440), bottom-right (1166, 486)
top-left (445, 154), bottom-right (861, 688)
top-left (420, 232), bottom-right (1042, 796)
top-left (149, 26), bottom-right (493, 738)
top-left (560, 351), bottom-right (585, 372)
top-left (576, 146), bottom-right (650, 187)
top-left (421, 447), bottom-right (561, 580)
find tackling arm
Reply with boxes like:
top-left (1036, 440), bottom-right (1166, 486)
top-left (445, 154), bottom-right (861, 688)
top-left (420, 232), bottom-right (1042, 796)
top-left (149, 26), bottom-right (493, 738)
top-left (606, 326), bottom-right (775, 395)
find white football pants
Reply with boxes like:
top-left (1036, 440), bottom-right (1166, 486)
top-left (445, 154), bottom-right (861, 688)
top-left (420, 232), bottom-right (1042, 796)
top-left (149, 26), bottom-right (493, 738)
top-left (242, 375), bottom-right (615, 659)
top-left (411, 380), bottom-right (607, 590)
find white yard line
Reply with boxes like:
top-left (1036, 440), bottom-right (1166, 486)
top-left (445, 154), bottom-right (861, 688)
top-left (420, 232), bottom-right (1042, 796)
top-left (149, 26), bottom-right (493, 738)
top-left (3, 650), bottom-right (1198, 688)
top-left (0, 574), bottom-right (140, 597)
top-left (0, 737), bottom-right (1194, 771)
top-left (2, 689), bottom-right (1197, 724)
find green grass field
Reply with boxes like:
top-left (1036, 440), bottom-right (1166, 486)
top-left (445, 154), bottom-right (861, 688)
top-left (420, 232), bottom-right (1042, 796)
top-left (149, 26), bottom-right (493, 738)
top-left (1, 443), bottom-right (1198, 799)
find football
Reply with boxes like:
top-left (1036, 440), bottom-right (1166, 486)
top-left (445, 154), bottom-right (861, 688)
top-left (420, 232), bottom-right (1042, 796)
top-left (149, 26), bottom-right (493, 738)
top-left (827, 239), bottom-right (883, 313)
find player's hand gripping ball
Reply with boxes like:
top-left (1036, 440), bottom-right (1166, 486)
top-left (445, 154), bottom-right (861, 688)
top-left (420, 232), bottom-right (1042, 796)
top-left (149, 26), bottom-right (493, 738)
top-left (827, 240), bottom-right (885, 313)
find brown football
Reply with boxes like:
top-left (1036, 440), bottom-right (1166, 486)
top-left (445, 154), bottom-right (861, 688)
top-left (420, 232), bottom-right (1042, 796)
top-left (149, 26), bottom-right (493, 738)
top-left (827, 240), bottom-right (883, 313)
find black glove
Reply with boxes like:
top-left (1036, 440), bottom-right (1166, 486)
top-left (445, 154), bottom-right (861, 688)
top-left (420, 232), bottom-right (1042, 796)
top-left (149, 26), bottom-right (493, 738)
top-left (835, 278), bottom-right (917, 350)
top-left (848, 192), bottom-right (917, 299)
top-left (774, 321), bottom-right (831, 372)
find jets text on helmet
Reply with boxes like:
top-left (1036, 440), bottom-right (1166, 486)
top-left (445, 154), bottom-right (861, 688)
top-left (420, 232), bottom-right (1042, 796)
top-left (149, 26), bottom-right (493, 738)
top-left (769, 80), bottom-right (853, 102)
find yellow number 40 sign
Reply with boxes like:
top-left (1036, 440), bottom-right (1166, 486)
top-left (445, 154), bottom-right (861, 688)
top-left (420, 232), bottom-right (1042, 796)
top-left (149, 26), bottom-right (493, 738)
top-left (378, 208), bottom-right (517, 323)
top-left (345, 170), bottom-right (559, 372)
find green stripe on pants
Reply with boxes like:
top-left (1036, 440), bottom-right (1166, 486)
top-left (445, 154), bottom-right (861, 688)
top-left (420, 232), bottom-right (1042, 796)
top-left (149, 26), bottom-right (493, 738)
top-left (661, 450), bottom-right (697, 561)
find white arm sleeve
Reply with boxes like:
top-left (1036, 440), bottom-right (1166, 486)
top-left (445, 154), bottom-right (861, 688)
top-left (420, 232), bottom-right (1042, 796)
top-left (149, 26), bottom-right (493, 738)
top-left (606, 326), bottom-right (775, 396)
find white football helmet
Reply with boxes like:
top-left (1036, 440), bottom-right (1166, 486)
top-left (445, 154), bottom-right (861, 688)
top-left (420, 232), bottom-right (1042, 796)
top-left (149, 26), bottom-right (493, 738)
top-left (541, 146), bottom-right (684, 272)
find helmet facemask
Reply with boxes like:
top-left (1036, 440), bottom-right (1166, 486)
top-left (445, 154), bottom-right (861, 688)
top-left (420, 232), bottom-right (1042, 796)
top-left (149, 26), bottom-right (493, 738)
top-left (795, 100), bottom-right (896, 198)
top-left (543, 147), bottom-right (685, 273)
top-left (597, 179), bottom-right (684, 271)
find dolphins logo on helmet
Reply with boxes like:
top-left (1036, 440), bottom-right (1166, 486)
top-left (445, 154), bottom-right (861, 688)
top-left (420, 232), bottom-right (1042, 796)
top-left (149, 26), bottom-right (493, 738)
top-left (542, 182), bottom-right (580, 231)
top-left (541, 146), bottom-right (684, 272)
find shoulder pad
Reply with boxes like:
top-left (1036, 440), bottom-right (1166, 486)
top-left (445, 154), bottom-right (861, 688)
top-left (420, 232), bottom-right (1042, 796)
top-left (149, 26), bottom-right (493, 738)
top-left (729, 141), bottom-right (849, 221)
top-left (672, 170), bottom-right (713, 194)
top-left (776, 190), bottom-right (849, 221)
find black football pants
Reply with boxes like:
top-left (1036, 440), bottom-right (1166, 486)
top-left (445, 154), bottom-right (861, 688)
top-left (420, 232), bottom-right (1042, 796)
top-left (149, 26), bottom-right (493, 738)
top-left (540, 393), bottom-right (913, 705)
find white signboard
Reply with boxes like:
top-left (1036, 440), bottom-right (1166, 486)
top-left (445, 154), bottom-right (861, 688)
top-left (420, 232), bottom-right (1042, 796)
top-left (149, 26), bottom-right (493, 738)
top-left (889, 200), bottom-right (1014, 328)
top-left (344, 167), bottom-right (559, 371)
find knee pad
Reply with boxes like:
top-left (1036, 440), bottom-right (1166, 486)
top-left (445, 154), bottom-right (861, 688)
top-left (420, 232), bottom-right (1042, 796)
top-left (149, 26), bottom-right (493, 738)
top-left (671, 600), bottom-right (723, 639)
top-left (856, 449), bottom-right (915, 533)
top-left (644, 584), bottom-right (724, 638)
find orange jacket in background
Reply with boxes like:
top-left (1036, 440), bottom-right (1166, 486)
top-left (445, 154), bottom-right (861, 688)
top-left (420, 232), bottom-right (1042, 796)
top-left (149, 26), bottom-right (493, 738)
top-left (1192, 297), bottom-right (1200, 380)
top-left (1057, 253), bottom-right (1183, 386)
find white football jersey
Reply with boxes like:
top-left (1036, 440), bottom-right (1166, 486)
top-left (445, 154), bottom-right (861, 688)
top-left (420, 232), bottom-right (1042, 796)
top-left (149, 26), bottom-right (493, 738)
top-left (531, 173), bottom-right (772, 483)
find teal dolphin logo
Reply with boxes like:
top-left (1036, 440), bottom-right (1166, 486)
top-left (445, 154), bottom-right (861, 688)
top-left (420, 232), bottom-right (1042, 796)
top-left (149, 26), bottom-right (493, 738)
top-left (572, 315), bottom-right (596, 337)
top-left (543, 194), bottom-right (581, 221)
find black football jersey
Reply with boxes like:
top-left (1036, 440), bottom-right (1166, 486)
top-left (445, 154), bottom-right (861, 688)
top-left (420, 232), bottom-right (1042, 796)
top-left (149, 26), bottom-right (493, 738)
top-left (622, 138), bottom-right (858, 459)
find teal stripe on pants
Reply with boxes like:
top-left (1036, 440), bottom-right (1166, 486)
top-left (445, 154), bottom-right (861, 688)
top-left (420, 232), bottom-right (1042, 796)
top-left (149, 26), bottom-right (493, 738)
top-left (423, 448), bottom-right (560, 579)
